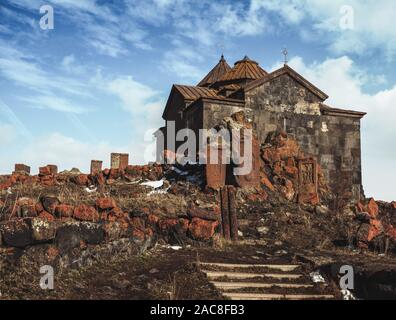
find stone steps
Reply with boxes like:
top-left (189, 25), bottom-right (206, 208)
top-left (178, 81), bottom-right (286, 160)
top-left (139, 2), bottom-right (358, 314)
top-left (210, 281), bottom-right (313, 290)
top-left (199, 262), bottom-right (300, 272)
top-left (222, 293), bottom-right (335, 300)
top-left (200, 262), bottom-right (335, 300)
top-left (203, 271), bottom-right (303, 280)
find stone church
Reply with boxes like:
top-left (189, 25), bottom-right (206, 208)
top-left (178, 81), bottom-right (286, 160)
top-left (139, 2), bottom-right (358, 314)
top-left (157, 55), bottom-right (366, 201)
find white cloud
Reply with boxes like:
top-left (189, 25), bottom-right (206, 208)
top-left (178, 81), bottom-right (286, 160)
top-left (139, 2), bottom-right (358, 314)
top-left (280, 55), bottom-right (396, 201)
top-left (105, 75), bottom-right (164, 163)
top-left (19, 95), bottom-right (89, 114)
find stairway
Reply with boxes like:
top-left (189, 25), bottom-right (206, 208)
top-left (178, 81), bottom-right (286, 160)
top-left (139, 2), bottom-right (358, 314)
top-left (199, 262), bottom-right (335, 300)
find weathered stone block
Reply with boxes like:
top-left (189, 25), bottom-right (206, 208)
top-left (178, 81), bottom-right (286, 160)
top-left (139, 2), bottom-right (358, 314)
top-left (14, 164), bottom-right (30, 175)
top-left (111, 153), bottom-right (129, 170)
top-left (30, 218), bottom-right (57, 242)
top-left (0, 219), bottom-right (32, 247)
top-left (90, 160), bottom-right (103, 176)
top-left (55, 221), bottom-right (105, 253)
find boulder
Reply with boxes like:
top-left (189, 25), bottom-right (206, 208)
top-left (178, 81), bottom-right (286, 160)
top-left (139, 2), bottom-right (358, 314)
top-left (73, 174), bottom-right (89, 186)
top-left (95, 197), bottom-right (117, 210)
top-left (16, 197), bottom-right (37, 218)
top-left (40, 195), bottom-right (60, 214)
top-left (39, 166), bottom-right (52, 176)
top-left (187, 205), bottom-right (220, 221)
top-left (367, 198), bottom-right (379, 218)
top-left (73, 204), bottom-right (99, 222)
top-left (0, 219), bottom-right (32, 247)
top-left (55, 204), bottom-right (74, 218)
top-left (30, 218), bottom-right (57, 242)
top-left (55, 221), bottom-right (104, 253)
top-left (103, 221), bottom-right (130, 241)
top-left (38, 211), bottom-right (55, 221)
top-left (188, 217), bottom-right (219, 241)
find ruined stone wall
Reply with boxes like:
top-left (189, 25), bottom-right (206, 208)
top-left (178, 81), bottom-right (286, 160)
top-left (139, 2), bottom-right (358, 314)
top-left (202, 101), bottom-right (245, 129)
top-left (245, 73), bottom-right (363, 201)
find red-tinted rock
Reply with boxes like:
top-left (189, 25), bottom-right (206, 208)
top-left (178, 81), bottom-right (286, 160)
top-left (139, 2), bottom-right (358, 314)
top-left (107, 207), bottom-right (125, 221)
top-left (159, 218), bottom-right (189, 233)
top-left (188, 217), bottom-right (219, 241)
top-left (35, 202), bottom-right (44, 214)
top-left (368, 219), bottom-right (383, 242)
top-left (109, 168), bottom-right (121, 179)
top-left (55, 204), bottom-right (74, 218)
top-left (73, 205), bottom-right (99, 222)
top-left (40, 175), bottom-right (56, 186)
top-left (38, 211), bottom-right (55, 222)
top-left (39, 166), bottom-right (52, 176)
top-left (188, 205), bottom-right (220, 221)
top-left (367, 198), bottom-right (379, 218)
top-left (131, 228), bottom-right (145, 241)
top-left (356, 201), bottom-right (365, 213)
top-left (233, 133), bottom-right (261, 188)
top-left (261, 174), bottom-right (274, 191)
top-left (95, 198), bottom-right (117, 210)
top-left (73, 174), bottom-right (89, 186)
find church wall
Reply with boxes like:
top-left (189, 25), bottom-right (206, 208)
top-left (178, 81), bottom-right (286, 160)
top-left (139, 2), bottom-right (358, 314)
top-left (202, 101), bottom-right (245, 129)
top-left (245, 73), bottom-right (363, 202)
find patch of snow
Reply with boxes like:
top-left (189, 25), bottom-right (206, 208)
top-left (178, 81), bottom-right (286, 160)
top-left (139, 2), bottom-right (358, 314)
top-left (168, 245), bottom-right (182, 251)
top-left (7, 188), bottom-right (12, 195)
top-left (147, 188), bottom-right (169, 196)
top-left (310, 271), bottom-right (326, 283)
top-left (84, 186), bottom-right (97, 193)
top-left (238, 230), bottom-right (243, 237)
top-left (141, 179), bottom-right (164, 189)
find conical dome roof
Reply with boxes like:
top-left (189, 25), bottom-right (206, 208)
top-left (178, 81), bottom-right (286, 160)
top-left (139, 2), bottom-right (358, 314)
top-left (197, 55), bottom-right (231, 87)
top-left (219, 55), bottom-right (267, 82)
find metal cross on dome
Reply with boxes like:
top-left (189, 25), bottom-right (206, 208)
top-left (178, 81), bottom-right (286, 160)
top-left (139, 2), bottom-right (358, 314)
top-left (282, 48), bottom-right (288, 65)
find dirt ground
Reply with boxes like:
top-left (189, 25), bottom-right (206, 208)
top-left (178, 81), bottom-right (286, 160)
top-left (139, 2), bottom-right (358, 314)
top-left (1, 238), bottom-right (396, 300)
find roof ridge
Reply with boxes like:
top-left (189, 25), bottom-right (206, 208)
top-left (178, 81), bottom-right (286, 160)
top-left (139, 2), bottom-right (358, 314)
top-left (197, 55), bottom-right (232, 87)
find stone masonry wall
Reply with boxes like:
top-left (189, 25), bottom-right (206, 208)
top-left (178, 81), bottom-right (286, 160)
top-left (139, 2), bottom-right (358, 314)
top-left (244, 73), bottom-right (363, 202)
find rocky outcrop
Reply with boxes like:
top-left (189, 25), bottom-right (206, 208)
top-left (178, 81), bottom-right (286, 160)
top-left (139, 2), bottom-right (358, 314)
top-left (355, 198), bottom-right (396, 250)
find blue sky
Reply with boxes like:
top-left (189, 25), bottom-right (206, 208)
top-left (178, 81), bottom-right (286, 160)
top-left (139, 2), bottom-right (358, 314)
top-left (0, 0), bottom-right (395, 201)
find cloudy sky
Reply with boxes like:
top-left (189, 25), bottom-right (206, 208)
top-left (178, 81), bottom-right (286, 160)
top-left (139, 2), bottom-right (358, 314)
top-left (0, 0), bottom-right (395, 201)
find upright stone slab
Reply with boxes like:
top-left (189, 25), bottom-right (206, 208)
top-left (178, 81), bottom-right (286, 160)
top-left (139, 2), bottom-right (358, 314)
top-left (227, 186), bottom-right (239, 241)
top-left (111, 153), bottom-right (129, 170)
top-left (297, 158), bottom-right (319, 205)
top-left (206, 145), bottom-right (227, 189)
top-left (13, 164), bottom-right (31, 175)
top-left (90, 160), bottom-right (103, 176)
top-left (220, 186), bottom-right (231, 240)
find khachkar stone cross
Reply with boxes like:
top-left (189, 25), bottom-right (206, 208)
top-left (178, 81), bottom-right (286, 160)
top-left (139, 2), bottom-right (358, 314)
top-left (282, 48), bottom-right (288, 65)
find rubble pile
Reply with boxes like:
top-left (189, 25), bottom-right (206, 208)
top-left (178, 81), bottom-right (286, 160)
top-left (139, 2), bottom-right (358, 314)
top-left (0, 192), bottom-right (221, 259)
top-left (259, 130), bottom-right (330, 206)
top-left (355, 198), bottom-right (396, 250)
top-left (0, 163), bottom-right (164, 191)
